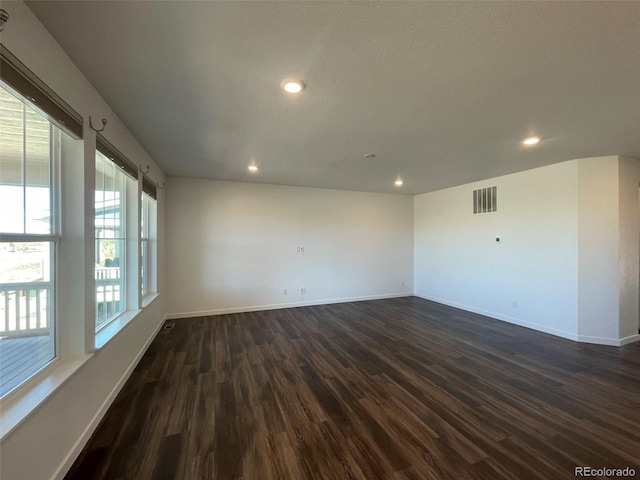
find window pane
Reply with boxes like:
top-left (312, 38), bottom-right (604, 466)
top-left (0, 83), bottom-right (58, 397)
top-left (95, 239), bottom-right (125, 329)
top-left (0, 87), bottom-right (25, 233)
top-left (104, 160), bottom-right (116, 234)
top-left (0, 242), bottom-right (55, 397)
top-left (141, 193), bottom-right (149, 238)
top-left (140, 193), bottom-right (156, 296)
top-left (95, 156), bottom-right (105, 240)
top-left (141, 239), bottom-right (148, 297)
top-left (95, 152), bottom-right (126, 330)
top-left (25, 108), bottom-right (51, 234)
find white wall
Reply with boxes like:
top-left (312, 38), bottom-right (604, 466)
top-left (414, 160), bottom-right (581, 339)
top-left (1, 3), bottom-right (637, 478)
top-left (577, 156), bottom-right (621, 341)
top-left (415, 155), bottom-right (640, 346)
top-left (0, 2), bottom-right (166, 480)
top-left (166, 177), bottom-right (414, 317)
top-left (617, 156), bottom-right (640, 339)
top-left (574, 155), bottom-right (640, 344)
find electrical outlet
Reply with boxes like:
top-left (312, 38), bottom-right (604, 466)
top-left (401, 281), bottom-right (405, 287)
top-left (283, 289), bottom-right (287, 295)
top-left (300, 288), bottom-right (306, 294)
top-left (512, 301), bottom-right (518, 308)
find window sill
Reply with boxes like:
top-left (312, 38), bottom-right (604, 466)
top-left (95, 309), bottom-right (142, 350)
top-left (142, 292), bottom-right (159, 309)
top-left (0, 353), bottom-right (92, 441)
top-left (1, 296), bottom-right (160, 441)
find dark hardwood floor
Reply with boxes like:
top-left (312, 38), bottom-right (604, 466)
top-left (66, 297), bottom-right (640, 480)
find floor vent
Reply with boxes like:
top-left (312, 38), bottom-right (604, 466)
top-left (473, 186), bottom-right (497, 214)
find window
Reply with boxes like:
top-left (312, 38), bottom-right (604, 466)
top-left (94, 151), bottom-right (128, 330)
top-left (0, 83), bottom-right (59, 398)
top-left (140, 192), bottom-right (156, 297)
top-left (0, 46), bottom-right (161, 419)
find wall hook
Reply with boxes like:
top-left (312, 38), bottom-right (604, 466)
top-left (0, 9), bottom-right (9, 33)
top-left (157, 181), bottom-right (166, 190)
top-left (89, 116), bottom-right (107, 133)
top-left (139, 164), bottom-right (150, 174)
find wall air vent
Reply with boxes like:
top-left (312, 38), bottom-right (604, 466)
top-left (473, 186), bottom-right (497, 214)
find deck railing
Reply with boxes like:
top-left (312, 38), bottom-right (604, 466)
top-left (96, 266), bottom-right (122, 329)
top-left (0, 281), bottom-right (51, 337)
top-left (1, 267), bottom-right (122, 337)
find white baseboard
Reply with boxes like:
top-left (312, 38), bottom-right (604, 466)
top-left (413, 292), bottom-right (580, 342)
top-left (618, 333), bottom-right (640, 346)
top-left (165, 292), bottom-right (413, 320)
top-left (52, 314), bottom-right (167, 480)
top-left (414, 292), bottom-right (640, 347)
top-left (575, 334), bottom-right (624, 346)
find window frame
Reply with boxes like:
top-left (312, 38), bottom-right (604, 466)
top-left (0, 44), bottom-right (163, 440)
top-left (140, 191), bottom-right (157, 300)
top-left (0, 83), bottom-right (61, 399)
top-left (94, 150), bottom-right (129, 332)
top-left (92, 137), bottom-right (144, 350)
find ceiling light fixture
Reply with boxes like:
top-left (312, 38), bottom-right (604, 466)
top-left (364, 153), bottom-right (376, 159)
top-left (395, 179), bottom-right (403, 186)
top-left (248, 165), bottom-right (258, 172)
top-left (281, 78), bottom-right (305, 94)
top-left (522, 136), bottom-right (541, 146)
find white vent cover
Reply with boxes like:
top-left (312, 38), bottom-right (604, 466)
top-left (473, 186), bottom-right (497, 214)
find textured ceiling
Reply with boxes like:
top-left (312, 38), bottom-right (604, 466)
top-left (26, 1), bottom-right (640, 194)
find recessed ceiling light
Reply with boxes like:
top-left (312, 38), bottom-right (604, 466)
top-left (281, 78), bottom-right (305, 94)
top-left (522, 136), bottom-right (541, 146)
top-left (248, 165), bottom-right (258, 172)
top-left (364, 153), bottom-right (376, 159)
top-left (395, 179), bottom-right (403, 186)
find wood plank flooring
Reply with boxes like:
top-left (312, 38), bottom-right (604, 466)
top-left (65, 297), bottom-right (640, 479)
top-left (0, 334), bottom-right (53, 396)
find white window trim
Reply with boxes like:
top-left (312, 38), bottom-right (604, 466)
top-left (142, 291), bottom-right (159, 309)
top-left (94, 308), bottom-right (140, 350)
